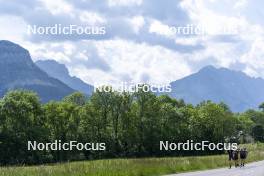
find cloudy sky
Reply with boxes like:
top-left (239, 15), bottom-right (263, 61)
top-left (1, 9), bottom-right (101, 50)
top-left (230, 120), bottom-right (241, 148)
top-left (0, 0), bottom-right (263, 86)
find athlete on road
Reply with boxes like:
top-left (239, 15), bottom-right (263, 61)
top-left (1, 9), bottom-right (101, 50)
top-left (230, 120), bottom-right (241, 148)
top-left (228, 150), bottom-right (234, 169)
top-left (240, 148), bottom-right (248, 167)
top-left (233, 149), bottom-right (240, 168)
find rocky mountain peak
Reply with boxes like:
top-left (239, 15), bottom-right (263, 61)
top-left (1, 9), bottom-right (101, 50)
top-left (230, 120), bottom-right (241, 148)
top-left (0, 40), bottom-right (32, 65)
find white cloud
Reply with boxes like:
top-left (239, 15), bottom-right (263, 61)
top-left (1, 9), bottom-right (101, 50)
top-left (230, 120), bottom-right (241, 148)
top-left (108, 0), bottom-right (143, 7)
top-left (181, 0), bottom-right (244, 35)
top-left (79, 12), bottom-right (106, 25)
top-left (1, 0), bottom-right (264, 86)
top-left (241, 38), bottom-right (264, 77)
top-left (0, 15), bottom-right (28, 44)
top-left (234, 0), bottom-right (248, 9)
top-left (30, 42), bottom-right (72, 63)
top-left (179, 0), bottom-right (264, 76)
top-left (175, 37), bottom-right (201, 46)
top-left (39, 0), bottom-right (74, 15)
top-left (129, 16), bottom-right (145, 34)
top-left (149, 20), bottom-right (175, 38)
top-left (52, 39), bottom-right (192, 86)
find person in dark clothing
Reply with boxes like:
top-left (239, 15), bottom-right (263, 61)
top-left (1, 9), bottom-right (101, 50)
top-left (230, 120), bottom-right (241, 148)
top-left (227, 150), bottom-right (234, 169)
top-left (240, 148), bottom-right (248, 167)
top-left (233, 149), bottom-right (240, 168)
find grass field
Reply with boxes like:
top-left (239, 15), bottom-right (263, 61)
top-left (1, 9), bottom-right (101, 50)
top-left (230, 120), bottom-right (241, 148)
top-left (1, 143), bottom-right (264, 176)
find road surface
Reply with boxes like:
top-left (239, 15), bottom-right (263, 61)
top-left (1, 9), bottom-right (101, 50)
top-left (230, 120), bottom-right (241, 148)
top-left (166, 160), bottom-right (264, 176)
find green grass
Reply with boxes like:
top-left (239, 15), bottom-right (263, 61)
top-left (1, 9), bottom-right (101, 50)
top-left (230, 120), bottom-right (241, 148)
top-left (1, 143), bottom-right (264, 176)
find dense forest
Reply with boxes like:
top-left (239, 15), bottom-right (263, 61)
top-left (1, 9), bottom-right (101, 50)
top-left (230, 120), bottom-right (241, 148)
top-left (0, 86), bottom-right (264, 165)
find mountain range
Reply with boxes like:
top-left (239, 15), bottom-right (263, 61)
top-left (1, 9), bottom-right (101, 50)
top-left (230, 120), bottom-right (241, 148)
top-left (0, 40), bottom-right (74, 102)
top-left (35, 60), bottom-right (93, 95)
top-left (168, 66), bottom-right (264, 112)
top-left (0, 40), bottom-right (263, 112)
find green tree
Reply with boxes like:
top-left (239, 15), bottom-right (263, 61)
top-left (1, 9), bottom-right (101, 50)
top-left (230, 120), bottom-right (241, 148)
top-left (252, 125), bottom-right (264, 142)
top-left (259, 102), bottom-right (264, 112)
top-left (0, 90), bottom-right (47, 164)
top-left (133, 86), bottom-right (161, 155)
top-left (63, 92), bottom-right (87, 106)
top-left (194, 101), bottom-right (236, 144)
top-left (43, 101), bottom-right (81, 161)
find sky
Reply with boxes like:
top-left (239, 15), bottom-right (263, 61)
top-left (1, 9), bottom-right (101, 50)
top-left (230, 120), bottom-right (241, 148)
top-left (0, 0), bottom-right (263, 86)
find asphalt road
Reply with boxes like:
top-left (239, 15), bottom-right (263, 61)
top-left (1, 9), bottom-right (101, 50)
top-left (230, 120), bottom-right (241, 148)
top-left (167, 160), bottom-right (264, 176)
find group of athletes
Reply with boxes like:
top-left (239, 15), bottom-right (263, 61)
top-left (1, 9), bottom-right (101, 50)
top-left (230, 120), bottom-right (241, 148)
top-left (228, 148), bottom-right (248, 169)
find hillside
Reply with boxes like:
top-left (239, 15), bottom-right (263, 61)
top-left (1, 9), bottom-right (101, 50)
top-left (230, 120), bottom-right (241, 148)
top-left (0, 40), bottom-right (74, 102)
top-left (169, 66), bottom-right (264, 112)
top-left (36, 60), bottom-right (93, 95)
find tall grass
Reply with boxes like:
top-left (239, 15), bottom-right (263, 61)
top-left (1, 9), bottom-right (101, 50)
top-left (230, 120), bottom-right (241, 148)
top-left (1, 143), bottom-right (264, 176)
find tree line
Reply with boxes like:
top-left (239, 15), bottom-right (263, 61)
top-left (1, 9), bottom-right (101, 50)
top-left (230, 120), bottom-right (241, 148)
top-left (0, 87), bottom-right (263, 165)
